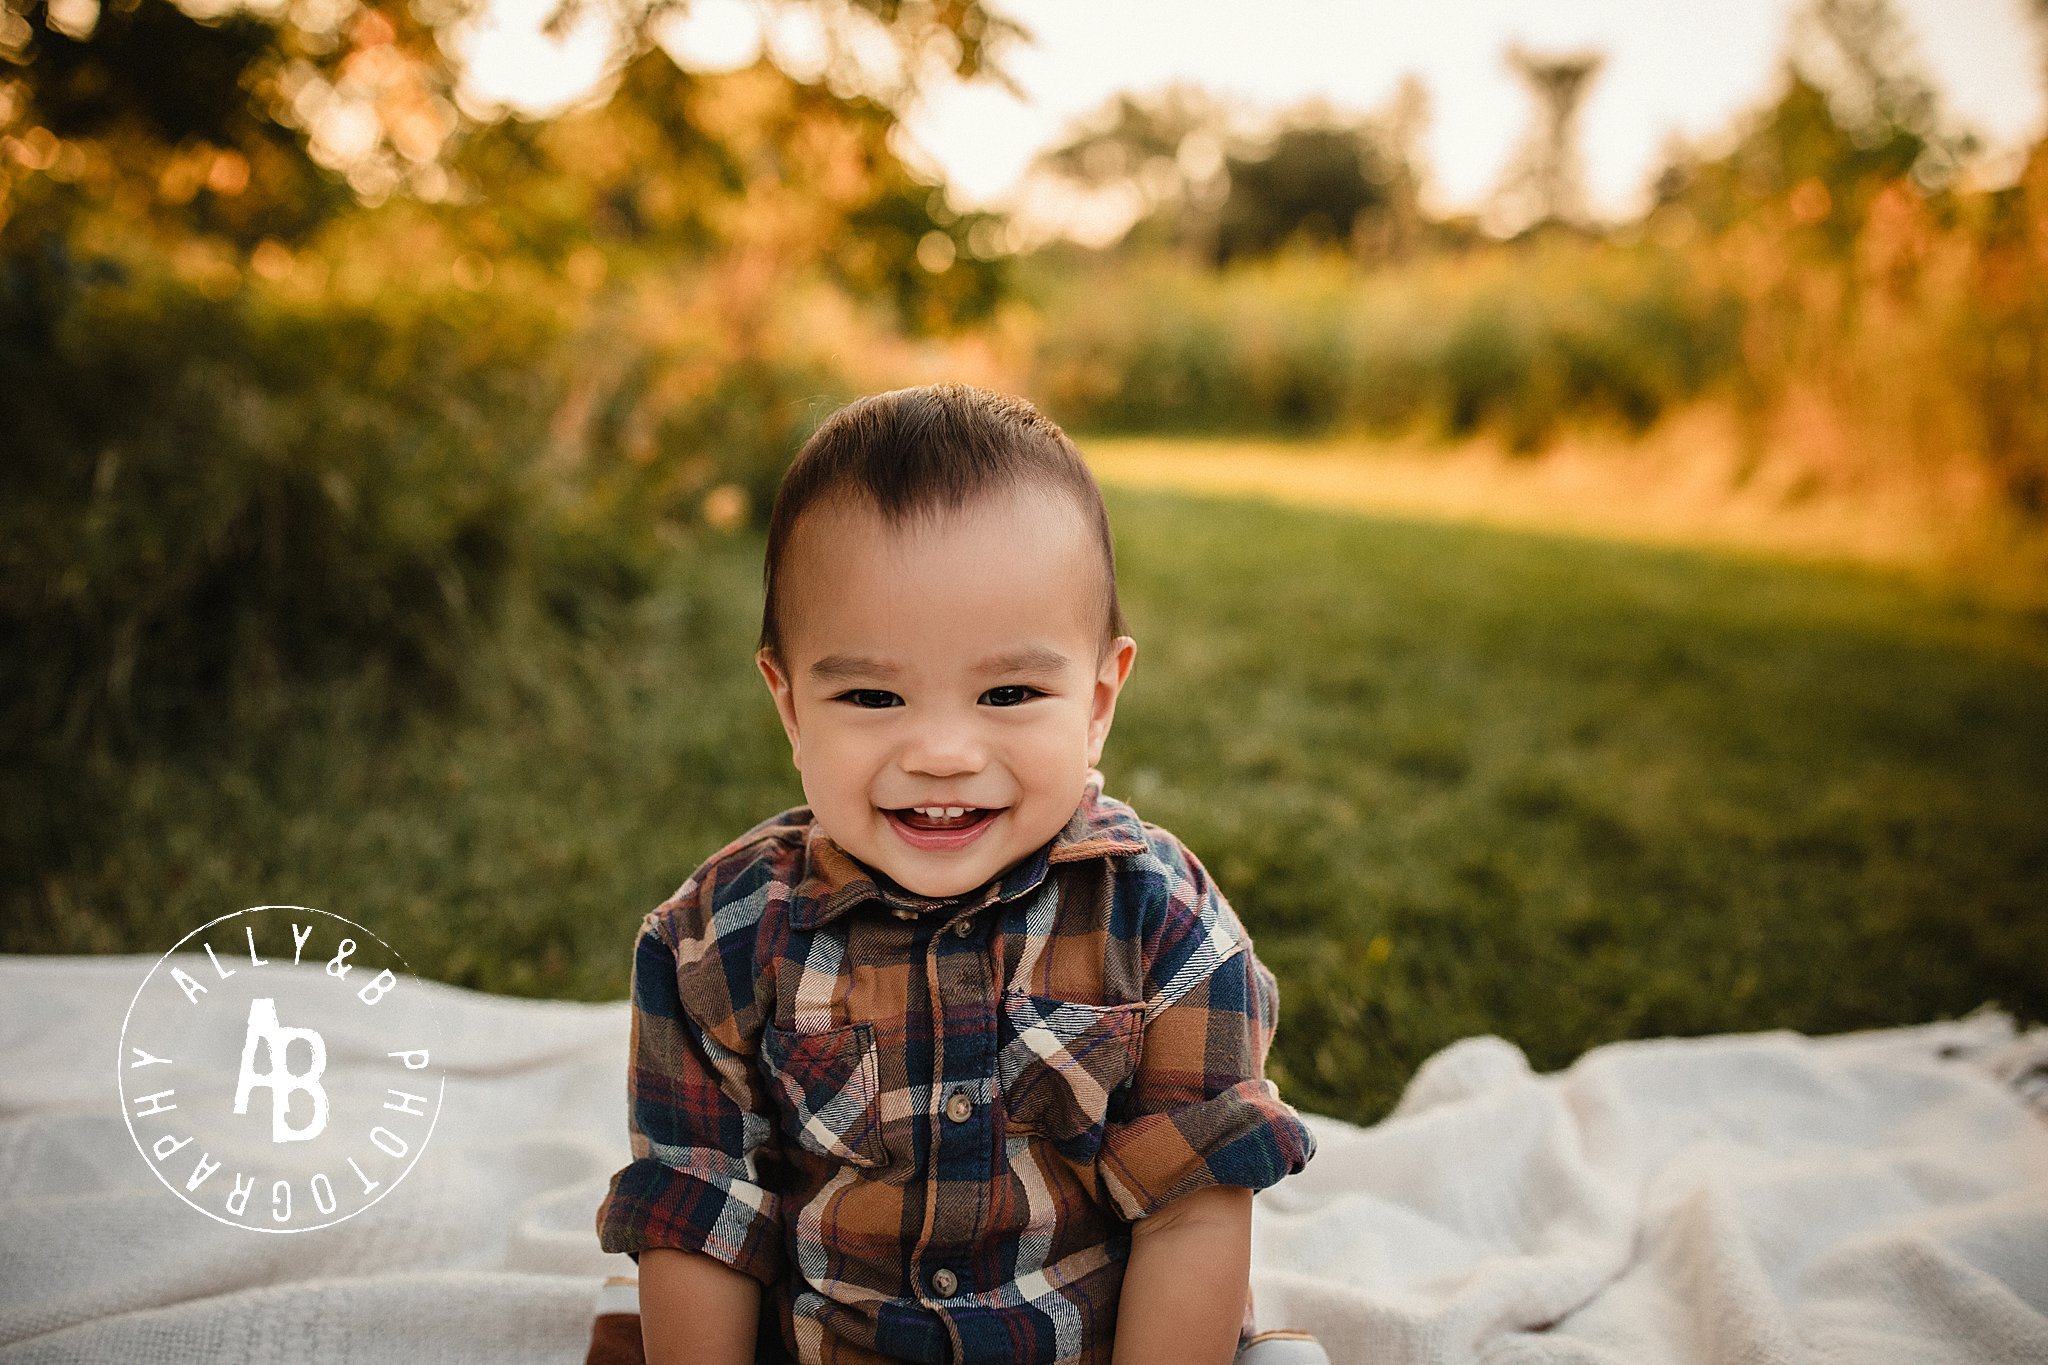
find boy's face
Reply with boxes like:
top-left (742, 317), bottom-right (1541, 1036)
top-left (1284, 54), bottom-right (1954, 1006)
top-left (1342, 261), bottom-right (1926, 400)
top-left (757, 486), bottom-right (1137, 900)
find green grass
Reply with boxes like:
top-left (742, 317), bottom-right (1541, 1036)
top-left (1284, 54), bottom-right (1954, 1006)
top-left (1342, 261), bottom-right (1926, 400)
top-left (9, 491), bottom-right (2047, 1124)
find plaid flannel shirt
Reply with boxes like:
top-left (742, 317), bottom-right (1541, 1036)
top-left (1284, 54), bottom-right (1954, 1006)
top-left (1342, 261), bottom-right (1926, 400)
top-left (596, 773), bottom-right (1315, 1364)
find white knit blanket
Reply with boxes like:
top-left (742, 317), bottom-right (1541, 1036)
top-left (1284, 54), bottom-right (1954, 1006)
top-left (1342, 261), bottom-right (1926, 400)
top-left (2, 954), bottom-right (2043, 1364)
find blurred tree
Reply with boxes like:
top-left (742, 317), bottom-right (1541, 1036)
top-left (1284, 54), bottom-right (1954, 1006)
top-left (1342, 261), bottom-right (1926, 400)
top-left (1212, 121), bottom-right (1396, 264)
top-left (0, 0), bottom-right (1019, 252)
top-left (1365, 73), bottom-right (1431, 258)
top-left (1651, 0), bottom-right (1958, 252)
top-left (1793, 0), bottom-right (1937, 140)
top-left (1493, 45), bottom-right (1603, 234)
top-left (0, 0), bottom-right (458, 246)
top-left (1028, 84), bottom-right (1229, 253)
top-left (1031, 84), bottom-right (1430, 265)
top-left (1657, 74), bottom-right (1897, 245)
top-left (446, 48), bottom-right (999, 328)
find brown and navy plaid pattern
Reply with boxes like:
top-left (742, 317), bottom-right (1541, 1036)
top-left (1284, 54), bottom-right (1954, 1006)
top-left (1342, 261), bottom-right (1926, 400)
top-left (596, 773), bottom-right (1315, 1364)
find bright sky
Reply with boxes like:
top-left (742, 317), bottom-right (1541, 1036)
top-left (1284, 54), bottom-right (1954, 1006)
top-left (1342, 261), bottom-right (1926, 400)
top-left (460, 0), bottom-right (2047, 232)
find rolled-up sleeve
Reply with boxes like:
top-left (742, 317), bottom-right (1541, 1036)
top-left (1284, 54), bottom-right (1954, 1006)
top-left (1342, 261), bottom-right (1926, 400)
top-left (596, 916), bottom-right (786, 1285)
top-left (1097, 849), bottom-right (1316, 1222)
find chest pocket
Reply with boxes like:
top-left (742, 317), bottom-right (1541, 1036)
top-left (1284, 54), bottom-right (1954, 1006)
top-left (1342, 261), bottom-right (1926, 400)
top-left (761, 1020), bottom-right (888, 1169)
top-left (996, 993), bottom-right (1144, 1160)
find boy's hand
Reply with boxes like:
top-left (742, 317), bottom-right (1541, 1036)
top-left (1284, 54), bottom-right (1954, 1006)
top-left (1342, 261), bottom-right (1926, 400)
top-left (639, 1247), bottom-right (761, 1365)
top-left (1111, 1184), bottom-right (1254, 1365)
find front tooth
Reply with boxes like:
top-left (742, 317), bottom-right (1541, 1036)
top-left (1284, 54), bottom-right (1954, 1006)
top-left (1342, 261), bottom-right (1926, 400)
top-left (944, 806), bottom-right (964, 818)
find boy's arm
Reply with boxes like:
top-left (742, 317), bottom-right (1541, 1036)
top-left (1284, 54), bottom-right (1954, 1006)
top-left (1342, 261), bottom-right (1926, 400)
top-left (639, 1247), bottom-right (761, 1365)
top-left (1110, 1184), bottom-right (1253, 1365)
top-left (597, 910), bottom-right (788, 1360)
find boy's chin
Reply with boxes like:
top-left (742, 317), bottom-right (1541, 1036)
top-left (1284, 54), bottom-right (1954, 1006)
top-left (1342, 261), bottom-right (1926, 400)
top-left (879, 859), bottom-right (993, 901)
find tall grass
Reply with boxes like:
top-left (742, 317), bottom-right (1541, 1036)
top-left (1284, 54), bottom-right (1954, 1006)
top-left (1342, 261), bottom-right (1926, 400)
top-left (1027, 242), bottom-right (1744, 451)
top-left (2, 243), bottom-right (558, 753)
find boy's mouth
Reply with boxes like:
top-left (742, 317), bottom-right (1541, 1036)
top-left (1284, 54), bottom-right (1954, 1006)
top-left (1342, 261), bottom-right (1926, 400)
top-left (889, 805), bottom-right (997, 832)
top-left (883, 805), bottom-right (1002, 851)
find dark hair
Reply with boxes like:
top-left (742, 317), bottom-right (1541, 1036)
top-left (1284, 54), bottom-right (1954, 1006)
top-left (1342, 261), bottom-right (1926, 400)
top-left (759, 384), bottom-right (1126, 658)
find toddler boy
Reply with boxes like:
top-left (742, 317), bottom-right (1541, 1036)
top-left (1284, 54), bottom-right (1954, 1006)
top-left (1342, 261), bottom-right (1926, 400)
top-left (596, 385), bottom-right (1316, 1364)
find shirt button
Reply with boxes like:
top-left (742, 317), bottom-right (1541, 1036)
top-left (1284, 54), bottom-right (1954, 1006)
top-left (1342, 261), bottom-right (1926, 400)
top-left (951, 918), bottom-right (974, 937)
top-left (945, 1089), bottom-right (974, 1123)
top-left (930, 1268), bottom-right (958, 1298)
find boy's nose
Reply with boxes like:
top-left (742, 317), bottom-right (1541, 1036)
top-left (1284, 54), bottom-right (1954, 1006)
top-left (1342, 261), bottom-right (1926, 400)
top-left (899, 722), bottom-right (986, 778)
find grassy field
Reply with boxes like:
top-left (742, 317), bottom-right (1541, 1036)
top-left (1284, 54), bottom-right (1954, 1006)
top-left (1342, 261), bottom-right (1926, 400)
top-left (1083, 422), bottom-right (2033, 591)
top-left (10, 485), bottom-right (2047, 1124)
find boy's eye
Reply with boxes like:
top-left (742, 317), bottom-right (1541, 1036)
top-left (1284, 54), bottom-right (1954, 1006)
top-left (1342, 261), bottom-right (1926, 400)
top-left (980, 685), bottom-right (1041, 707)
top-left (836, 689), bottom-right (903, 709)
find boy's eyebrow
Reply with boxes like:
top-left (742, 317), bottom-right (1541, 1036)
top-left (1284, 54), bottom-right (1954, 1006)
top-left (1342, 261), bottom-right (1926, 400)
top-left (811, 654), bottom-right (899, 681)
top-left (973, 645), bottom-right (1070, 676)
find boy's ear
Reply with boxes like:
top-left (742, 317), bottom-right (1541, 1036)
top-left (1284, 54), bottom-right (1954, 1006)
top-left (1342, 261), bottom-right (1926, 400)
top-left (756, 647), bottom-right (804, 769)
top-left (1086, 636), bottom-right (1138, 767)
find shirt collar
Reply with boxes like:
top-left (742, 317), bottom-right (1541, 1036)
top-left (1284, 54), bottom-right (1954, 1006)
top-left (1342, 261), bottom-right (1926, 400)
top-left (788, 770), bottom-right (1149, 930)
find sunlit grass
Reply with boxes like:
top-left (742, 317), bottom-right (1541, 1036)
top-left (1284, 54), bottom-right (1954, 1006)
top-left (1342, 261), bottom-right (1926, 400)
top-left (1083, 410), bottom-right (2038, 595)
top-left (11, 491), bottom-right (2046, 1124)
